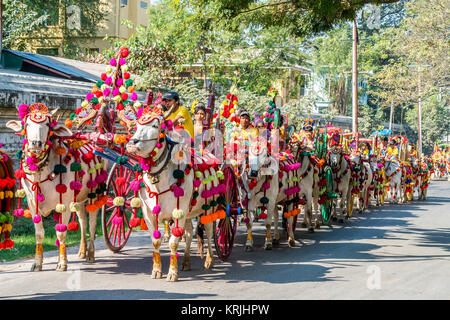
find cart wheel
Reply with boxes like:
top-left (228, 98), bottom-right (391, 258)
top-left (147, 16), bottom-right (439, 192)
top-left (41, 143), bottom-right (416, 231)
top-left (213, 166), bottom-right (238, 261)
top-left (321, 166), bottom-right (334, 225)
top-left (102, 163), bottom-right (134, 252)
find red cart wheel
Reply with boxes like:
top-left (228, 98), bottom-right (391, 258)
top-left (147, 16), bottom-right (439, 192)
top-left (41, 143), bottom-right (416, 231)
top-left (102, 163), bottom-right (134, 252)
top-left (213, 165), bottom-right (239, 261)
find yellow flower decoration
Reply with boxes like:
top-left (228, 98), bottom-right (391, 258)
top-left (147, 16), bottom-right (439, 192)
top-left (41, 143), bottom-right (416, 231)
top-left (191, 100), bottom-right (199, 114)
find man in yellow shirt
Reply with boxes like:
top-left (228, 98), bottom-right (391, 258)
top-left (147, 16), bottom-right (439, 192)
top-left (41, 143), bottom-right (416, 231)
top-left (239, 110), bottom-right (259, 140)
top-left (162, 91), bottom-right (194, 138)
top-left (386, 139), bottom-right (399, 160)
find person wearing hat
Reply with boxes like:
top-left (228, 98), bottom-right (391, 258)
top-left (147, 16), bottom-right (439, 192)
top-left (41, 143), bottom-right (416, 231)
top-left (162, 91), bottom-right (194, 138)
top-left (239, 109), bottom-right (259, 140)
top-left (386, 139), bottom-right (399, 160)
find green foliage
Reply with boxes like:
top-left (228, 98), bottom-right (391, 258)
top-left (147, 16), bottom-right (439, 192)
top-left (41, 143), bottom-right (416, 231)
top-left (2, 0), bottom-right (48, 50)
top-left (3, 0), bottom-right (108, 58)
top-left (405, 95), bottom-right (450, 155)
top-left (172, 0), bottom-right (402, 38)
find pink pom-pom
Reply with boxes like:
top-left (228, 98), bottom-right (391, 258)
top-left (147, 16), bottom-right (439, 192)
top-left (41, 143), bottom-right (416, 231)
top-left (130, 180), bottom-right (141, 191)
top-left (217, 184), bottom-right (226, 194)
top-left (29, 164), bottom-right (38, 171)
top-left (14, 209), bottom-right (24, 217)
top-left (153, 230), bottom-right (161, 239)
top-left (37, 193), bottom-right (45, 202)
top-left (103, 88), bottom-right (111, 97)
top-left (69, 180), bottom-right (82, 191)
top-left (112, 216), bottom-right (123, 225)
top-left (152, 205), bottom-right (161, 215)
top-left (193, 179), bottom-right (201, 188)
top-left (119, 58), bottom-right (126, 66)
top-left (86, 92), bottom-right (94, 101)
top-left (130, 92), bottom-right (138, 101)
top-left (173, 186), bottom-right (184, 197)
top-left (87, 180), bottom-right (97, 189)
top-left (95, 174), bottom-right (106, 184)
top-left (26, 157), bottom-right (35, 166)
top-left (201, 190), bottom-right (211, 199)
top-left (33, 215), bottom-right (42, 223)
top-left (105, 77), bottom-right (113, 85)
top-left (55, 223), bottom-right (67, 232)
top-left (112, 87), bottom-right (120, 97)
top-left (116, 78), bottom-right (123, 87)
top-left (165, 120), bottom-right (173, 130)
top-left (109, 58), bottom-right (117, 66)
top-left (137, 108), bottom-right (143, 118)
top-left (18, 104), bottom-right (29, 118)
top-left (56, 239), bottom-right (60, 247)
top-left (262, 182), bottom-right (271, 190)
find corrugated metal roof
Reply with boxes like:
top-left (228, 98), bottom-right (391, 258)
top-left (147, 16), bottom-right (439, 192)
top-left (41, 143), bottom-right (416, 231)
top-left (3, 49), bottom-right (103, 82)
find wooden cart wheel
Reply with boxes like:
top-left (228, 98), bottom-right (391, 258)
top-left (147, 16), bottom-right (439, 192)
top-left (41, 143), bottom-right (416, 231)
top-left (101, 163), bottom-right (134, 252)
top-left (213, 165), bottom-right (239, 261)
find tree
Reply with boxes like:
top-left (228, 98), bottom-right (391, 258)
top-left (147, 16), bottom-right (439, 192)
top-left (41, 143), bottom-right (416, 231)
top-left (4, 0), bottom-right (108, 58)
top-left (2, 0), bottom-right (48, 51)
top-left (172, 0), bottom-right (401, 38)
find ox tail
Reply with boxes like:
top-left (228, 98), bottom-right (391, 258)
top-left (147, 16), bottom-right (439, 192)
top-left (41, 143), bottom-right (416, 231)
top-left (196, 222), bottom-right (205, 259)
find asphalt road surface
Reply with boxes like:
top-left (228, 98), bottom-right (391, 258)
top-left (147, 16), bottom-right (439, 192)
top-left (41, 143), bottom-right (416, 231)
top-left (1, 180), bottom-right (449, 300)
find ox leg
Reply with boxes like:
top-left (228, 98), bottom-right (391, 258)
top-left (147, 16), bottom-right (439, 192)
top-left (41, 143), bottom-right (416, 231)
top-left (56, 210), bottom-right (71, 272)
top-left (163, 221), bottom-right (171, 243)
top-left (76, 206), bottom-right (88, 260)
top-left (167, 231), bottom-right (182, 282)
top-left (181, 218), bottom-right (193, 271)
top-left (264, 203), bottom-right (275, 250)
top-left (87, 208), bottom-right (98, 263)
top-left (141, 205), bottom-right (163, 279)
top-left (244, 209), bottom-right (254, 252)
top-left (203, 221), bottom-right (214, 269)
top-left (272, 205), bottom-right (280, 245)
top-left (31, 207), bottom-right (44, 272)
top-left (286, 215), bottom-right (296, 247)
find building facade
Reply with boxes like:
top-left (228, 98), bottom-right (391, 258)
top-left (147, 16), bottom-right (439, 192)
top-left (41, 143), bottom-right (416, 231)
top-left (19, 0), bottom-right (151, 56)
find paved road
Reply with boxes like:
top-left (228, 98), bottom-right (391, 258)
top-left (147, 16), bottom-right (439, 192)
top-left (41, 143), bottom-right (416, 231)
top-left (1, 181), bottom-right (449, 300)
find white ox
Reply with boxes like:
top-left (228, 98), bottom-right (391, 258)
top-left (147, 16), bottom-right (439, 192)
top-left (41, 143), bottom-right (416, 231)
top-left (328, 148), bottom-right (352, 222)
top-left (7, 112), bottom-right (101, 271)
top-left (384, 156), bottom-right (404, 204)
top-left (237, 138), bottom-right (279, 251)
top-left (125, 108), bottom-right (223, 282)
top-left (348, 153), bottom-right (373, 213)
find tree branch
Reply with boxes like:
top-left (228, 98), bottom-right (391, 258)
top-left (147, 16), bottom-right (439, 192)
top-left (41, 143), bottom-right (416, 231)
top-left (236, 0), bottom-right (294, 16)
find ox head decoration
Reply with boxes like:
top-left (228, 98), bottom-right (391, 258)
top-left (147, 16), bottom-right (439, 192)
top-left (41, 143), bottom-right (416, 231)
top-left (6, 104), bottom-right (72, 165)
top-left (329, 146), bottom-right (343, 168)
top-left (126, 103), bottom-right (178, 160)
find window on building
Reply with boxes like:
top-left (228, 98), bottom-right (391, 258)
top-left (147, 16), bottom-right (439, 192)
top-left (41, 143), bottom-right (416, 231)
top-left (36, 48), bottom-right (59, 56)
top-left (120, 0), bottom-right (128, 7)
top-left (140, 1), bottom-right (148, 9)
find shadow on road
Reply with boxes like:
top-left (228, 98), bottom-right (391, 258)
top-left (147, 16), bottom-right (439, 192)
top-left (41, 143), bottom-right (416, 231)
top-left (0, 289), bottom-right (216, 300)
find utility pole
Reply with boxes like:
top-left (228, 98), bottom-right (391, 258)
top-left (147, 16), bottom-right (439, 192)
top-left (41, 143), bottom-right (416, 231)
top-left (389, 99), bottom-right (394, 131)
top-left (352, 19), bottom-right (359, 147)
top-left (417, 65), bottom-right (422, 156)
